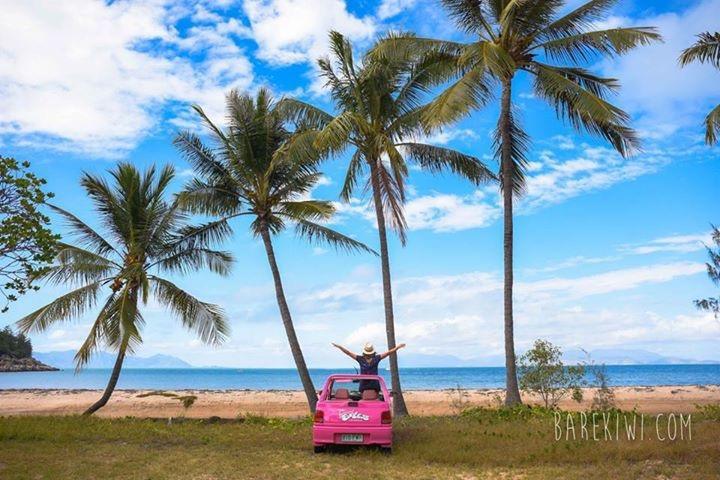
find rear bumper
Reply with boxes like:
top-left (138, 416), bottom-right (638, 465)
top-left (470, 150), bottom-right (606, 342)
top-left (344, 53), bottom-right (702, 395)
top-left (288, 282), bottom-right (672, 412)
top-left (312, 424), bottom-right (392, 446)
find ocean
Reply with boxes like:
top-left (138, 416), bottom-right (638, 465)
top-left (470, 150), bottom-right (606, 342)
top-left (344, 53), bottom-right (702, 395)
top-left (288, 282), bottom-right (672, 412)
top-left (1, 364), bottom-right (718, 390)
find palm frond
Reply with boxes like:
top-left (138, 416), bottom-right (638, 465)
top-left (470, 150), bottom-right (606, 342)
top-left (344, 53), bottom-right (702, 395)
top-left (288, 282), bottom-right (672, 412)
top-left (493, 107), bottom-right (531, 196)
top-left (174, 131), bottom-right (231, 183)
top-left (153, 248), bottom-right (233, 277)
top-left (275, 98), bottom-right (334, 129)
top-left (538, 27), bottom-right (661, 63)
top-left (537, 0), bottom-right (619, 41)
top-left (48, 205), bottom-right (119, 258)
top-left (679, 32), bottom-right (720, 68)
top-left (293, 219), bottom-right (377, 256)
top-left (398, 142), bottom-right (497, 185)
top-left (151, 277), bottom-right (229, 346)
top-left (278, 200), bottom-right (335, 222)
top-left (530, 62), bottom-right (639, 157)
top-left (441, 0), bottom-right (497, 38)
top-left (16, 282), bottom-right (104, 334)
top-left (704, 103), bottom-right (720, 145)
top-left (422, 66), bottom-right (493, 128)
top-left (340, 150), bottom-right (366, 202)
top-left (314, 111), bottom-right (359, 156)
top-left (177, 178), bottom-right (242, 217)
top-left (73, 292), bottom-right (117, 370)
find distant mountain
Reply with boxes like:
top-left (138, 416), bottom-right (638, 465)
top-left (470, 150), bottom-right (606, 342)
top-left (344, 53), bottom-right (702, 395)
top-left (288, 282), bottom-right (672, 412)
top-left (34, 350), bottom-right (193, 369)
top-left (397, 349), bottom-right (719, 368)
top-left (563, 348), bottom-right (720, 365)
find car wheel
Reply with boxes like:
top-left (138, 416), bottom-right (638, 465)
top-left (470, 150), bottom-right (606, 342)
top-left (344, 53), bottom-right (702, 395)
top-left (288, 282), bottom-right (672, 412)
top-left (380, 446), bottom-right (392, 455)
top-left (313, 445), bottom-right (325, 454)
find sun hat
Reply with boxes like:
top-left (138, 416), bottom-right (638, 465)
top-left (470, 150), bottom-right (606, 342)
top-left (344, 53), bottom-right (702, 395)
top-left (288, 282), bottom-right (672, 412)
top-left (362, 342), bottom-right (376, 356)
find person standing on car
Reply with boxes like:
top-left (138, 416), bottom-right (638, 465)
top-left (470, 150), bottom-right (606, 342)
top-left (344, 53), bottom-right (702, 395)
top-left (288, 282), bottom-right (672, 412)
top-left (331, 342), bottom-right (406, 392)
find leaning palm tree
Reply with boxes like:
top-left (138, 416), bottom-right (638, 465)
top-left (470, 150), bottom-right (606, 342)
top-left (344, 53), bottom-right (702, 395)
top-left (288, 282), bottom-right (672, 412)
top-left (17, 163), bottom-right (231, 415)
top-left (680, 32), bottom-right (720, 145)
top-left (175, 88), bottom-right (375, 413)
top-left (278, 31), bottom-right (496, 416)
top-left (373, 0), bottom-right (660, 405)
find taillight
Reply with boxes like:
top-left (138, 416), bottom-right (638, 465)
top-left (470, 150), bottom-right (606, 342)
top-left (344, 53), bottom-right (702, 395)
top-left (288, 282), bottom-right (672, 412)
top-left (381, 410), bottom-right (392, 424)
top-left (313, 410), bottom-right (324, 423)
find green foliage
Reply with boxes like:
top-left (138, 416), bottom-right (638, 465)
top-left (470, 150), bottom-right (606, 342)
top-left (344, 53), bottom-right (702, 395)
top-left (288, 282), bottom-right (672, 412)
top-left (0, 326), bottom-right (32, 358)
top-left (584, 356), bottom-right (616, 411)
top-left (679, 32), bottom-right (720, 144)
top-left (175, 88), bottom-right (374, 255)
top-left (694, 225), bottom-right (720, 316)
top-left (373, 0), bottom-right (661, 193)
top-left (16, 163), bottom-right (232, 370)
top-left (280, 32), bottom-right (495, 244)
top-left (0, 156), bottom-right (59, 312)
top-left (518, 339), bottom-right (585, 409)
top-left (695, 403), bottom-right (720, 421)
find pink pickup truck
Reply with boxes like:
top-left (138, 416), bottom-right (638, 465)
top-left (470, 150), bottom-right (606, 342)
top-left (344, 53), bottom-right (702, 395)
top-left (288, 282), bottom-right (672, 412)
top-left (312, 374), bottom-right (393, 453)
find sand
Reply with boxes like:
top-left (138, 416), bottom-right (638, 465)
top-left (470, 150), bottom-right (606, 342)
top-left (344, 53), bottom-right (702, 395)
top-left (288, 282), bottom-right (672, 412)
top-left (0, 385), bottom-right (717, 418)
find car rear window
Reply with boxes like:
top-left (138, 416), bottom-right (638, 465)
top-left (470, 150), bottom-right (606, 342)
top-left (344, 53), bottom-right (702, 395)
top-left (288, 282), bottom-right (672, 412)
top-left (328, 380), bottom-right (384, 401)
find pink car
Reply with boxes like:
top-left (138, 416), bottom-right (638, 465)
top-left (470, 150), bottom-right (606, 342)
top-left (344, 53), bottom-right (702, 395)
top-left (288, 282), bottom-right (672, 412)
top-left (312, 374), bottom-right (393, 453)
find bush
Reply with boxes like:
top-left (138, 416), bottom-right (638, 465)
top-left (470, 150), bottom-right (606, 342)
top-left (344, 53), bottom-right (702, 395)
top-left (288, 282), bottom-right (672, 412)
top-left (0, 326), bottom-right (32, 358)
top-left (518, 339), bottom-right (584, 409)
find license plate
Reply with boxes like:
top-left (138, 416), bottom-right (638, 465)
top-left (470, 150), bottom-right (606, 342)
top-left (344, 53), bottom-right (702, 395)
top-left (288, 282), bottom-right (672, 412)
top-left (340, 434), bottom-right (364, 443)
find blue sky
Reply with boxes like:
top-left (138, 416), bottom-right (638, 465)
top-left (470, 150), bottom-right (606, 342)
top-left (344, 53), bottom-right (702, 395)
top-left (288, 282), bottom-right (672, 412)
top-left (0, 0), bottom-right (718, 367)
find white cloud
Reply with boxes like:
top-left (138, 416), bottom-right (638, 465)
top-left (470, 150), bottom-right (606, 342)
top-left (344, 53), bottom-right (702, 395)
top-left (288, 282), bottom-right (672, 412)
top-left (404, 192), bottom-right (500, 232)
top-left (0, 0), bottom-right (254, 156)
top-left (621, 233), bottom-right (712, 255)
top-left (242, 0), bottom-right (376, 66)
top-left (377, 0), bottom-right (418, 20)
top-left (301, 260), bottom-right (712, 361)
top-left (600, 0), bottom-right (720, 138)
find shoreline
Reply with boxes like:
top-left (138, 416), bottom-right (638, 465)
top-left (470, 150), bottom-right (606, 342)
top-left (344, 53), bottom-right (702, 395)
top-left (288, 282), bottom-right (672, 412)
top-left (1, 385), bottom-right (717, 418)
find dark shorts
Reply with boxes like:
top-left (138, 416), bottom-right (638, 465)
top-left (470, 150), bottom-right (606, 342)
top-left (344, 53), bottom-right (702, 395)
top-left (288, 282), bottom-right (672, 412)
top-left (359, 379), bottom-right (380, 391)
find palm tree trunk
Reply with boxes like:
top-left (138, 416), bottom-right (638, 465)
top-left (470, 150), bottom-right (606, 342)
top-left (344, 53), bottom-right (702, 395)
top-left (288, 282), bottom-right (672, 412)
top-left (368, 161), bottom-right (409, 417)
top-left (499, 77), bottom-right (522, 406)
top-left (259, 223), bottom-right (318, 412)
top-left (83, 343), bottom-right (127, 415)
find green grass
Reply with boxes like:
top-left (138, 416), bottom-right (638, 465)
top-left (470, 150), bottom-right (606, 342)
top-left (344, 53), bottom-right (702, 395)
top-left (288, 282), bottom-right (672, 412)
top-left (0, 407), bottom-right (718, 479)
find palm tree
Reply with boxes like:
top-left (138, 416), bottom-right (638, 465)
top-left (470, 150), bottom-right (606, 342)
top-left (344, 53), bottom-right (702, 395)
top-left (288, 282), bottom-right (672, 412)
top-left (174, 88), bottom-right (375, 413)
top-left (373, 0), bottom-right (660, 405)
top-left (278, 31), bottom-right (496, 416)
top-left (680, 32), bottom-right (720, 145)
top-left (17, 163), bottom-right (231, 415)
top-left (695, 225), bottom-right (720, 317)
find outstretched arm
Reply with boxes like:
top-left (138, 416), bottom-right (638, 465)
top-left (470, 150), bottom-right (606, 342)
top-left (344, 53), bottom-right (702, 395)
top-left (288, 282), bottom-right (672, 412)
top-left (379, 343), bottom-right (406, 360)
top-left (332, 343), bottom-right (358, 360)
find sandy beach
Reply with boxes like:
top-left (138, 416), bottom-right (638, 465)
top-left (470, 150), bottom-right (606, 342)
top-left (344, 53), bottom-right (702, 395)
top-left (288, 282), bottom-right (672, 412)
top-left (0, 385), bottom-right (717, 418)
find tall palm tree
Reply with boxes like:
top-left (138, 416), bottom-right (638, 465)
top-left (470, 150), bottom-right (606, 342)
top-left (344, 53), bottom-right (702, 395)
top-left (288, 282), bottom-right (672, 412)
top-left (175, 88), bottom-right (375, 413)
top-left (680, 32), bottom-right (720, 145)
top-left (279, 31), bottom-right (496, 416)
top-left (17, 163), bottom-right (231, 415)
top-left (373, 0), bottom-right (660, 405)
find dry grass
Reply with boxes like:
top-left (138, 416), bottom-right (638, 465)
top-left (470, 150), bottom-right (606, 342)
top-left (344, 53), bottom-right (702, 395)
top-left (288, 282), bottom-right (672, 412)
top-left (0, 406), bottom-right (718, 479)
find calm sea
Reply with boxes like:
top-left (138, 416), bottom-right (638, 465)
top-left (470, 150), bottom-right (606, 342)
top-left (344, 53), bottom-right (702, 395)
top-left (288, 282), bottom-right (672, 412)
top-left (1, 365), bottom-right (718, 390)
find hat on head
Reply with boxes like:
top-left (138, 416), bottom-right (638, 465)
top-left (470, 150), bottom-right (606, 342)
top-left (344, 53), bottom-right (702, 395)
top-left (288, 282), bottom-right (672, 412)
top-left (362, 342), bottom-right (376, 356)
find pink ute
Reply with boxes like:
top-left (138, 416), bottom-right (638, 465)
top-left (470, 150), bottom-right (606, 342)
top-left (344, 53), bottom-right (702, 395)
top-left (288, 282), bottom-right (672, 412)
top-left (312, 374), bottom-right (393, 453)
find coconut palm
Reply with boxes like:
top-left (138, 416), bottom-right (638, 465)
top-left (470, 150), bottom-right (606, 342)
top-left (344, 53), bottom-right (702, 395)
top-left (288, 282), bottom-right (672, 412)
top-left (17, 163), bottom-right (231, 415)
top-left (278, 31), bottom-right (496, 416)
top-left (373, 0), bottom-right (660, 405)
top-left (175, 88), bottom-right (375, 412)
top-left (680, 32), bottom-right (720, 145)
top-left (695, 225), bottom-right (720, 317)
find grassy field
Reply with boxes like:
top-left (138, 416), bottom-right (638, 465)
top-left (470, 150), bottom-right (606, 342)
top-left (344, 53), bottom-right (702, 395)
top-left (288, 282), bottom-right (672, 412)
top-left (1, 407), bottom-right (718, 479)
